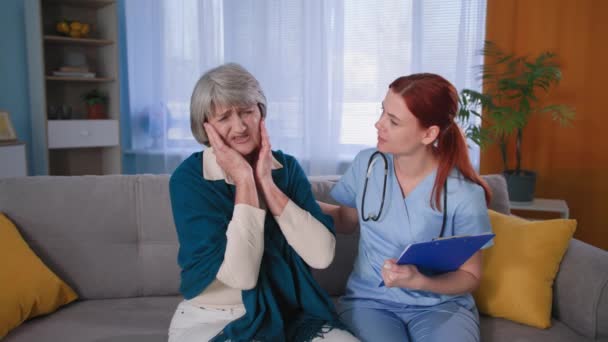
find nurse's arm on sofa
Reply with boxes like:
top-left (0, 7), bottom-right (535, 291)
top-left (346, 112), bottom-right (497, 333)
top-left (317, 201), bottom-right (359, 235)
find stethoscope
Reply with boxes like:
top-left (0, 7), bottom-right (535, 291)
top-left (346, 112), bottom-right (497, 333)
top-left (361, 151), bottom-right (448, 239)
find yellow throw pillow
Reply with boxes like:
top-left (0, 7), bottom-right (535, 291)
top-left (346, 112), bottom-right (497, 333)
top-left (473, 210), bottom-right (576, 329)
top-left (0, 213), bottom-right (78, 338)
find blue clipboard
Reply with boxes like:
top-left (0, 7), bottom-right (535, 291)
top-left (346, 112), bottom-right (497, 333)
top-left (379, 233), bottom-right (495, 287)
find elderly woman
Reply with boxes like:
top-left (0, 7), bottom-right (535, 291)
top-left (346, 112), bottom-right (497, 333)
top-left (168, 63), bottom-right (357, 342)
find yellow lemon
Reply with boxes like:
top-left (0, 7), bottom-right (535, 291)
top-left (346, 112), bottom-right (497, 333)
top-left (56, 21), bottom-right (69, 34)
top-left (80, 23), bottom-right (90, 36)
top-left (70, 21), bottom-right (82, 31)
top-left (69, 30), bottom-right (82, 38)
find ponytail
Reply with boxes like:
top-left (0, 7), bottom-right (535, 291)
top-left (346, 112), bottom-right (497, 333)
top-left (388, 72), bottom-right (491, 210)
top-left (431, 122), bottom-right (492, 211)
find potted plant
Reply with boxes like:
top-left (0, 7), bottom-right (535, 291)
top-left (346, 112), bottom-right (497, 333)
top-left (81, 89), bottom-right (108, 119)
top-left (457, 41), bottom-right (575, 202)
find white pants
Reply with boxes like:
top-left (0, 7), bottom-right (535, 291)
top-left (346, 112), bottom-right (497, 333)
top-left (168, 300), bottom-right (359, 342)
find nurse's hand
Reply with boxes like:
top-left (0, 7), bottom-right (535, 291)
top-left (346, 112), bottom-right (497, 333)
top-left (204, 122), bottom-right (253, 184)
top-left (381, 259), bottom-right (426, 290)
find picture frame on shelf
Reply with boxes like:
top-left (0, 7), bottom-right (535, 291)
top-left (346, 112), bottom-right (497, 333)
top-left (0, 111), bottom-right (18, 142)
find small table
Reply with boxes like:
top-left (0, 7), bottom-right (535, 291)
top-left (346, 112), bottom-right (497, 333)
top-left (0, 141), bottom-right (27, 177)
top-left (509, 198), bottom-right (569, 219)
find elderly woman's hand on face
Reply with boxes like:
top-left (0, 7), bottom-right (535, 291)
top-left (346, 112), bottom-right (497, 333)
top-left (254, 120), bottom-right (273, 187)
top-left (204, 122), bottom-right (254, 185)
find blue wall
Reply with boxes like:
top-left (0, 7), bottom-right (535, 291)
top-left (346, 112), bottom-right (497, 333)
top-left (0, 0), bottom-right (32, 174)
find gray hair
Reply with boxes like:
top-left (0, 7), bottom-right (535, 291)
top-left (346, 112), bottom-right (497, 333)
top-left (190, 63), bottom-right (267, 146)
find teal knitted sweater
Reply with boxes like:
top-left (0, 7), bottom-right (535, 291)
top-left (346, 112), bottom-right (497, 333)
top-left (169, 150), bottom-right (345, 342)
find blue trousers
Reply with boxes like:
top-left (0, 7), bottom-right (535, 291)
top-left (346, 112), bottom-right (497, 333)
top-left (339, 301), bottom-right (480, 342)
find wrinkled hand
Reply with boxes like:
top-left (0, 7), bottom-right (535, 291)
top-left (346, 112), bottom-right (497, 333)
top-left (204, 122), bottom-right (253, 183)
top-left (381, 259), bottom-right (425, 290)
top-left (254, 120), bottom-right (274, 186)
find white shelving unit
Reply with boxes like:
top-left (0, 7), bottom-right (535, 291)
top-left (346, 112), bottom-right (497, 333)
top-left (25, 0), bottom-right (121, 175)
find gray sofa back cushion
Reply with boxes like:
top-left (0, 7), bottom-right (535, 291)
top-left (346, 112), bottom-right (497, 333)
top-left (0, 175), bottom-right (180, 300)
top-left (0, 173), bottom-right (509, 300)
top-left (136, 175), bottom-right (181, 296)
top-left (480, 174), bottom-right (511, 214)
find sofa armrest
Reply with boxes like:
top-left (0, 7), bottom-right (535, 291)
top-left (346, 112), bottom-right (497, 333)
top-left (480, 174), bottom-right (511, 215)
top-left (552, 238), bottom-right (608, 340)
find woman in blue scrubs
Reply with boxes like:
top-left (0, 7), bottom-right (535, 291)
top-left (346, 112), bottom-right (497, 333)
top-left (319, 73), bottom-right (493, 342)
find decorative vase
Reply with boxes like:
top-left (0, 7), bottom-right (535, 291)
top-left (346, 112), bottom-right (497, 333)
top-left (503, 170), bottom-right (537, 202)
top-left (87, 103), bottom-right (106, 119)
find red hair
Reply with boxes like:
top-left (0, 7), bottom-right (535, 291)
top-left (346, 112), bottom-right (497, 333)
top-left (389, 73), bottom-right (491, 210)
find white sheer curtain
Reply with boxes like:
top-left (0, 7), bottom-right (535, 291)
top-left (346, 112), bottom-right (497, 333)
top-left (124, 0), bottom-right (486, 175)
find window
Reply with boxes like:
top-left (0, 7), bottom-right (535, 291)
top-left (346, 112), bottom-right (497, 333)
top-left (125, 0), bottom-right (486, 174)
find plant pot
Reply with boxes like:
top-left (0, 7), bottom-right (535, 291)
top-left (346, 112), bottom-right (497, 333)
top-left (503, 170), bottom-right (536, 202)
top-left (87, 103), bottom-right (106, 119)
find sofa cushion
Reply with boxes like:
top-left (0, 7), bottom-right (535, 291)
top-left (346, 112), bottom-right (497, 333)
top-left (312, 231), bottom-right (360, 296)
top-left (136, 175), bottom-right (180, 296)
top-left (0, 176), bottom-right (141, 299)
top-left (329, 297), bottom-right (590, 342)
top-left (552, 239), bottom-right (608, 339)
top-left (479, 316), bottom-right (590, 342)
top-left (480, 174), bottom-right (510, 214)
top-left (0, 176), bottom-right (181, 300)
top-left (474, 210), bottom-right (577, 329)
top-left (0, 213), bottom-right (78, 338)
top-left (3, 296), bottom-right (182, 342)
top-left (309, 175), bottom-right (341, 205)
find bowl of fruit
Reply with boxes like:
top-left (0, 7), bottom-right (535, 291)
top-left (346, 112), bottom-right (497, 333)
top-left (56, 20), bottom-right (91, 38)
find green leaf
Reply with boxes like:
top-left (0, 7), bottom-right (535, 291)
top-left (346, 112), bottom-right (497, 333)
top-left (457, 40), bottom-right (576, 164)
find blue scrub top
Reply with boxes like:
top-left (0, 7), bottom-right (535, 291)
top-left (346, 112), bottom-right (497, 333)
top-left (331, 148), bottom-right (493, 310)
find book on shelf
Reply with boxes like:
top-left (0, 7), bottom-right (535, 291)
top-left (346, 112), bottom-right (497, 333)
top-left (59, 66), bottom-right (90, 73)
top-left (52, 71), bottom-right (96, 78)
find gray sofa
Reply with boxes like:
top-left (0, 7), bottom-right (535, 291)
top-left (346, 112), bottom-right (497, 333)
top-left (1, 174), bottom-right (606, 342)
